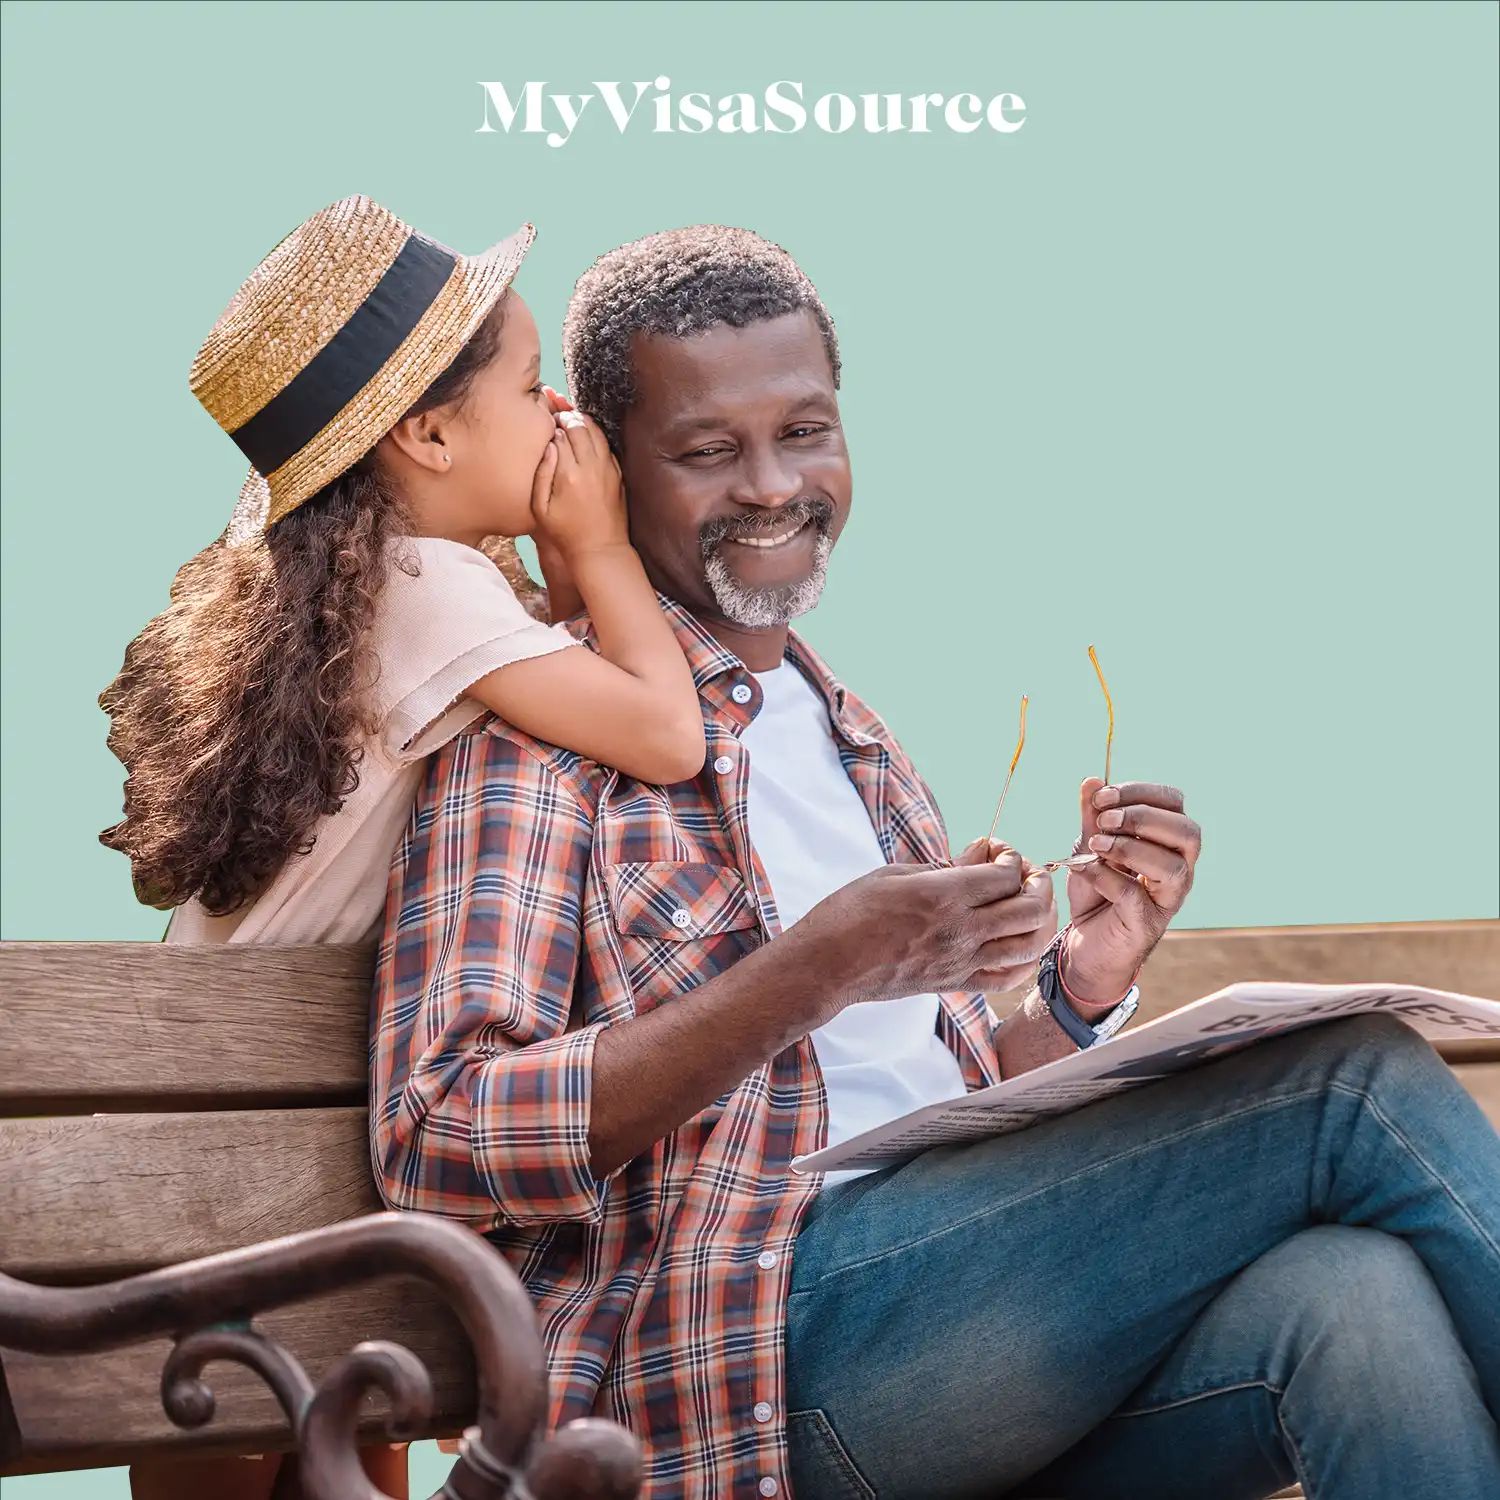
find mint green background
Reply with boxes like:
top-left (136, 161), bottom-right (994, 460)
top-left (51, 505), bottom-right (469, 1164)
top-left (2, 0), bottom-right (1497, 1494)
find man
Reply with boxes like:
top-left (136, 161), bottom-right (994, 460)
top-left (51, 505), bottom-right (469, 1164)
top-left (371, 227), bottom-right (1499, 1500)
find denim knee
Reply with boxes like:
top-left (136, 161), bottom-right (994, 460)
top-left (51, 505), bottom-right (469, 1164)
top-left (1298, 1011), bottom-right (1446, 1092)
top-left (1262, 1226), bottom-right (1466, 1401)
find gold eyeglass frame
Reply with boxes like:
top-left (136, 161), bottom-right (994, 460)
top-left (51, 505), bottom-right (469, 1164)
top-left (987, 644), bottom-right (1116, 875)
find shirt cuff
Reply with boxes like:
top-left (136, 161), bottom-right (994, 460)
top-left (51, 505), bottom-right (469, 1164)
top-left (388, 625), bottom-right (579, 762)
top-left (469, 1022), bottom-right (612, 1227)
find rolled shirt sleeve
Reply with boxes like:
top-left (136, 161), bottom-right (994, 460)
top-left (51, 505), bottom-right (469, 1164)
top-left (371, 536), bottom-right (578, 764)
top-left (370, 723), bottom-right (610, 1227)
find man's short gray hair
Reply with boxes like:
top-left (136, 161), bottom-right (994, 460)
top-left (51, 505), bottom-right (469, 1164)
top-left (562, 225), bottom-right (841, 448)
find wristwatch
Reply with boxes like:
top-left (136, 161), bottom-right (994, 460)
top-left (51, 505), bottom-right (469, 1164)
top-left (1037, 928), bottom-right (1139, 1050)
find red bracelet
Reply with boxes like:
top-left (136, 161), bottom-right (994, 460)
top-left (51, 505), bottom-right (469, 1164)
top-left (1055, 922), bottom-right (1143, 1010)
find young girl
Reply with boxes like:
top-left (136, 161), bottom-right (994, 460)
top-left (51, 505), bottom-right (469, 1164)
top-left (100, 196), bottom-right (705, 1498)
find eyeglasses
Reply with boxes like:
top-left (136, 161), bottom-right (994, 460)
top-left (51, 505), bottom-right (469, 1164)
top-left (987, 644), bottom-right (1116, 874)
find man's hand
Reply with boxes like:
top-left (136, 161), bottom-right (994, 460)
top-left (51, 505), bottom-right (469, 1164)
top-left (784, 841), bottom-right (1058, 1028)
top-left (1062, 778), bottom-right (1201, 1007)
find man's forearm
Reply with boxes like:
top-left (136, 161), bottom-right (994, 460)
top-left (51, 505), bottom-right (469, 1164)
top-left (589, 931), bottom-right (829, 1177)
top-left (591, 946), bottom-right (1094, 1173)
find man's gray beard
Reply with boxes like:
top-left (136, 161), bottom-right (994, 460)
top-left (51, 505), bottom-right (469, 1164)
top-left (702, 530), bottom-right (834, 629)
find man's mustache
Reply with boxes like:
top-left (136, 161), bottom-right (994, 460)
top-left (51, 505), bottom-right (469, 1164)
top-left (699, 498), bottom-right (835, 554)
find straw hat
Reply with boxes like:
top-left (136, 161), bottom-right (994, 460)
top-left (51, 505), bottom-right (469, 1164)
top-left (193, 195), bottom-right (534, 534)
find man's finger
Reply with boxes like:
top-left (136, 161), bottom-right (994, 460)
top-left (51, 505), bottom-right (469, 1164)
top-left (969, 963), bottom-right (1039, 994)
top-left (954, 837), bottom-right (1016, 869)
top-left (1077, 777), bottom-right (1106, 850)
top-left (970, 885), bottom-right (1055, 944)
top-left (973, 925), bottom-right (1055, 976)
top-left (1093, 782), bottom-right (1185, 814)
top-left (1072, 858), bottom-right (1155, 909)
top-left (1086, 833), bottom-right (1189, 888)
top-left (946, 855), bottom-right (1025, 906)
top-left (544, 385), bottom-right (575, 415)
top-left (953, 837), bottom-right (990, 868)
top-left (1094, 803), bottom-right (1201, 857)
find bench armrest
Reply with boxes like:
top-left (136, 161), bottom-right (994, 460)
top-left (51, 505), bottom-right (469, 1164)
top-left (0, 1211), bottom-right (640, 1500)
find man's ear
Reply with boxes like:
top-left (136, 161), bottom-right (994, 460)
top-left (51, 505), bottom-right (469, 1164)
top-left (383, 408), bottom-right (450, 474)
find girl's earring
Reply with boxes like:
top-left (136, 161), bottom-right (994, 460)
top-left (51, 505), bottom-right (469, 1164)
top-left (442, 453), bottom-right (451, 465)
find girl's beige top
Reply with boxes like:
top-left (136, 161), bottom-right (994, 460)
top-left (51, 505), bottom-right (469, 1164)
top-left (167, 537), bottom-right (576, 945)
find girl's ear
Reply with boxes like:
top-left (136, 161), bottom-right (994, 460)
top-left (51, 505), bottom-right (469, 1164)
top-left (383, 408), bottom-right (451, 474)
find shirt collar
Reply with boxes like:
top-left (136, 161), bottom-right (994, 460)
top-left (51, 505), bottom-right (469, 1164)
top-left (577, 595), bottom-right (886, 749)
top-left (658, 595), bottom-right (748, 692)
top-left (635, 597), bottom-right (888, 751)
top-left (781, 630), bottom-right (885, 750)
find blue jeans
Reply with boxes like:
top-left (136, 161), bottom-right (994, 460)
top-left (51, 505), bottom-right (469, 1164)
top-left (783, 1016), bottom-right (1500, 1499)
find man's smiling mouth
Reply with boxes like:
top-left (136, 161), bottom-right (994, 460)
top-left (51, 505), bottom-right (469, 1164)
top-left (727, 520), bottom-right (809, 550)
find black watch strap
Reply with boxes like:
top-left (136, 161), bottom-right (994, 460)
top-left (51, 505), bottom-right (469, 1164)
top-left (1037, 936), bottom-right (1101, 1049)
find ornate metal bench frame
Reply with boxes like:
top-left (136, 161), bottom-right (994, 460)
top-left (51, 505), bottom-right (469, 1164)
top-left (0, 1211), bottom-right (642, 1500)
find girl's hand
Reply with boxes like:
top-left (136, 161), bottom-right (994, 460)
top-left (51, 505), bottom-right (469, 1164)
top-left (530, 401), bottom-right (629, 561)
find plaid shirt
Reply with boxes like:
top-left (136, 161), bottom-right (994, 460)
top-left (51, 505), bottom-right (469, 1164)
top-left (370, 601), bottom-right (1002, 1499)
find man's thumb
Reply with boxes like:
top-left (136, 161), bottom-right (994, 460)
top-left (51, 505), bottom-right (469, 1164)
top-left (1078, 777), bottom-right (1106, 847)
top-left (956, 837), bottom-right (1015, 868)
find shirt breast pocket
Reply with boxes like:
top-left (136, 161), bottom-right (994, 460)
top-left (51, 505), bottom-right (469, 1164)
top-left (603, 861), bottom-right (762, 1009)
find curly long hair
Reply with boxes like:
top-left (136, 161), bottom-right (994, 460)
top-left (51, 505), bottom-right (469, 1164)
top-left (99, 299), bottom-right (528, 916)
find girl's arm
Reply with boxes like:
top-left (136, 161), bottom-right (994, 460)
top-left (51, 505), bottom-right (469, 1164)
top-left (467, 414), bottom-right (706, 785)
top-left (535, 533), bottom-right (585, 624)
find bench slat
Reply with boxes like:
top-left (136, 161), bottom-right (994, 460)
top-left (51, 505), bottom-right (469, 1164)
top-left (3, 1061), bottom-right (1492, 1471)
top-left (1132, 919), bottom-right (1500, 1062)
top-left (1457, 1062), bottom-right (1500, 1131)
top-left (0, 942), bottom-right (374, 1112)
top-left (989, 920), bottom-right (1500, 1061)
top-left (4, 1071), bottom-right (1494, 1286)
top-left (0, 1277), bottom-right (473, 1473)
top-left (3, 922), bottom-right (1490, 1477)
top-left (1137, 917), bottom-right (1498, 1016)
top-left (0, 1108), bottom-right (381, 1281)
top-left (2, 924), bottom-right (1494, 1115)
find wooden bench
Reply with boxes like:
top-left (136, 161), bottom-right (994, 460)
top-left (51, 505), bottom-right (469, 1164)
top-left (2, 920), bottom-right (1496, 1492)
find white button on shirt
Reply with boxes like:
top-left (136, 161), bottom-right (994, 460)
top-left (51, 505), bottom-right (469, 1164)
top-left (671, 908), bottom-right (692, 929)
top-left (753, 1401), bottom-right (774, 1423)
top-left (757, 1250), bottom-right (778, 1270)
top-left (759, 1479), bottom-right (779, 1497)
top-left (731, 682), bottom-right (754, 705)
top-left (713, 754), bottom-right (735, 775)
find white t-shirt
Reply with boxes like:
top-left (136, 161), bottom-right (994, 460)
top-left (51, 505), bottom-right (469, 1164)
top-left (738, 661), bottom-right (968, 1186)
top-left (167, 536), bottom-right (578, 946)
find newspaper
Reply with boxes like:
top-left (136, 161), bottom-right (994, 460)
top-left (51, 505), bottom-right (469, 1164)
top-left (791, 983), bottom-right (1500, 1176)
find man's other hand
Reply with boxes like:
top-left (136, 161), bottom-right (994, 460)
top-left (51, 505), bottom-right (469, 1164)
top-left (787, 840), bottom-right (1058, 1027)
top-left (1062, 777), bottom-right (1202, 1007)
